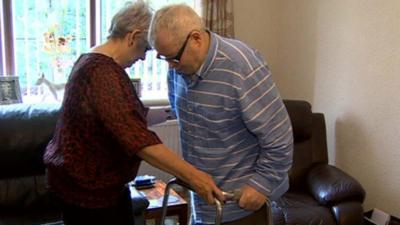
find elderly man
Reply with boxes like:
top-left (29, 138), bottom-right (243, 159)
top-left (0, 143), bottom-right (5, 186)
top-left (148, 4), bottom-right (294, 225)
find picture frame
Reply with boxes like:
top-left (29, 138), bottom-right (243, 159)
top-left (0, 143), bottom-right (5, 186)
top-left (0, 76), bottom-right (22, 105)
top-left (131, 78), bottom-right (141, 97)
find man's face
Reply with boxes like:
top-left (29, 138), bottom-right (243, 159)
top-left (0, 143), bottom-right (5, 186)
top-left (154, 30), bottom-right (198, 75)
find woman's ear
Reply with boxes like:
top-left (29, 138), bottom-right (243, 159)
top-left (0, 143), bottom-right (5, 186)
top-left (127, 29), bottom-right (142, 47)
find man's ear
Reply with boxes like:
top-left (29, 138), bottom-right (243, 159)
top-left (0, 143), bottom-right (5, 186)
top-left (191, 31), bottom-right (202, 46)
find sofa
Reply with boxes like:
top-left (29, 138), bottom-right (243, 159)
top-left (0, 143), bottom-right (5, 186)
top-left (272, 100), bottom-right (366, 225)
top-left (0, 103), bottom-right (149, 225)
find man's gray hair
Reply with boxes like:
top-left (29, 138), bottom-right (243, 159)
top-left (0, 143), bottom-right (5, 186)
top-left (108, 1), bottom-right (152, 39)
top-left (148, 4), bottom-right (204, 47)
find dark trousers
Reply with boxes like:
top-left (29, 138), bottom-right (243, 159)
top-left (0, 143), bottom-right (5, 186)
top-left (56, 188), bottom-right (134, 225)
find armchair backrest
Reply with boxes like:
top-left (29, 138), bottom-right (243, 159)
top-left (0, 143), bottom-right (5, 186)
top-left (0, 104), bottom-right (60, 179)
top-left (283, 100), bottom-right (329, 190)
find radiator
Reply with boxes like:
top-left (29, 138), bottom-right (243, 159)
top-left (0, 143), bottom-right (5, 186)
top-left (137, 119), bottom-right (181, 182)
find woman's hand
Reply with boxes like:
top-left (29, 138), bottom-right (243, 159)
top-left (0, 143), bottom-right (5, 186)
top-left (189, 170), bottom-right (225, 205)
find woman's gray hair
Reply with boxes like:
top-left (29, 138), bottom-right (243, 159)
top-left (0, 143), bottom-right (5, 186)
top-left (148, 4), bottom-right (204, 47)
top-left (108, 1), bottom-right (152, 39)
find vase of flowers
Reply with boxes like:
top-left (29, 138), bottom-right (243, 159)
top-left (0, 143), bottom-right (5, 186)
top-left (43, 23), bottom-right (74, 83)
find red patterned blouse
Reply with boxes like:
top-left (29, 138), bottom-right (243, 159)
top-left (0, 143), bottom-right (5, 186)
top-left (44, 53), bottom-right (161, 208)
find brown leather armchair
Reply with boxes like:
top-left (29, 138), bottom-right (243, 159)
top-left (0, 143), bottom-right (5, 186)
top-left (272, 100), bottom-right (366, 225)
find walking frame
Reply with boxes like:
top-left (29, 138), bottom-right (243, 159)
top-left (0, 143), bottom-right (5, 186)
top-left (160, 178), bottom-right (273, 225)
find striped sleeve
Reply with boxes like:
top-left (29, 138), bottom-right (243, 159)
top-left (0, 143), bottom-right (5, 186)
top-left (237, 54), bottom-right (293, 200)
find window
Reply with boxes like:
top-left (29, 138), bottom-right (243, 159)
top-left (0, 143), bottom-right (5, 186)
top-left (0, 0), bottom-right (200, 104)
top-left (11, 0), bottom-right (89, 103)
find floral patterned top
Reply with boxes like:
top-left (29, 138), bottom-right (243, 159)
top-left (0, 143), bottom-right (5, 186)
top-left (44, 53), bottom-right (161, 208)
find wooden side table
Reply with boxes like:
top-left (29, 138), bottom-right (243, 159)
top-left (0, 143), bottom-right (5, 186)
top-left (130, 180), bottom-right (188, 225)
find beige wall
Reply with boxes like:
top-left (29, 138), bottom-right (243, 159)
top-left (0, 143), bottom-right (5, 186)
top-left (235, 0), bottom-right (400, 217)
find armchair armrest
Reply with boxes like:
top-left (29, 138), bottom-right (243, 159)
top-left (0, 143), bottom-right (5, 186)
top-left (306, 164), bottom-right (365, 205)
top-left (131, 195), bottom-right (149, 215)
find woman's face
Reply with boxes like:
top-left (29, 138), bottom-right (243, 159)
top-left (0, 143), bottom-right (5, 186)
top-left (124, 31), bottom-right (151, 68)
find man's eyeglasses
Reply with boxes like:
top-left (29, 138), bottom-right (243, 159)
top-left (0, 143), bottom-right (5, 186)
top-left (157, 31), bottom-right (194, 64)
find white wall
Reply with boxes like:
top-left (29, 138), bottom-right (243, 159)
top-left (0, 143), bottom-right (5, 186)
top-left (232, 0), bottom-right (278, 70)
top-left (234, 0), bottom-right (400, 217)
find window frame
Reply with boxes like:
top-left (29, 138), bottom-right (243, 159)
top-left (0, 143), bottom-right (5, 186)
top-left (0, 0), bottom-right (198, 106)
top-left (1, 0), bottom-right (15, 76)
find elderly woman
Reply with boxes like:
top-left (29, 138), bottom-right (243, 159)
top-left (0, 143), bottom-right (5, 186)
top-left (43, 2), bottom-right (223, 225)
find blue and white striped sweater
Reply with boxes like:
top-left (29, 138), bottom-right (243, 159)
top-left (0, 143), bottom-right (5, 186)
top-left (168, 32), bottom-right (293, 224)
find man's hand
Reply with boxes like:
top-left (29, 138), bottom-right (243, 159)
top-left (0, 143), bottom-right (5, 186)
top-left (189, 170), bottom-right (225, 205)
top-left (238, 185), bottom-right (267, 211)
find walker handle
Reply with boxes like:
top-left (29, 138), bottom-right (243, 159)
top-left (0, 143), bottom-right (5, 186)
top-left (160, 178), bottom-right (243, 225)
